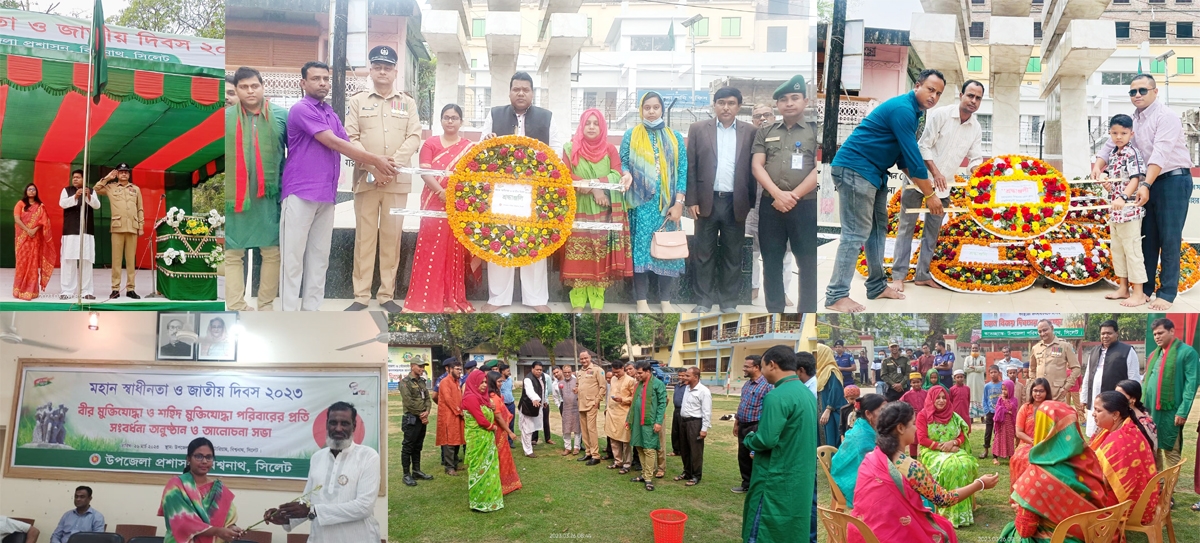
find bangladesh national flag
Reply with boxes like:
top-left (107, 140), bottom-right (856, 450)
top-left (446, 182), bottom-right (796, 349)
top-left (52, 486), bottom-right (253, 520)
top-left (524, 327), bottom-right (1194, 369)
top-left (667, 22), bottom-right (675, 51)
top-left (90, 0), bottom-right (107, 103)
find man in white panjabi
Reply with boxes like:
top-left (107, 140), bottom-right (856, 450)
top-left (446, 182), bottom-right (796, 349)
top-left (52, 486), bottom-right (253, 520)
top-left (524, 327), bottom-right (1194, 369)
top-left (59, 169), bottom-right (101, 299)
top-left (264, 402), bottom-right (380, 542)
top-left (517, 361), bottom-right (548, 457)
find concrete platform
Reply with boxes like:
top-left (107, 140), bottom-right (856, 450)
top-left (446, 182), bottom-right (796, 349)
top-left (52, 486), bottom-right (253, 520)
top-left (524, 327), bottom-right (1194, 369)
top-left (0, 268), bottom-right (224, 309)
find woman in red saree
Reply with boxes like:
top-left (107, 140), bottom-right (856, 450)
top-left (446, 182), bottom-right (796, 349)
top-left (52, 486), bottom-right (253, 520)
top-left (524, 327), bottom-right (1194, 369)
top-left (486, 371), bottom-right (522, 495)
top-left (849, 402), bottom-right (998, 543)
top-left (13, 183), bottom-right (54, 300)
top-left (404, 104), bottom-right (475, 313)
top-left (1009, 377), bottom-right (1050, 489)
top-left (160, 437), bottom-right (242, 543)
top-left (1091, 390), bottom-right (1158, 524)
top-left (999, 401), bottom-right (1115, 543)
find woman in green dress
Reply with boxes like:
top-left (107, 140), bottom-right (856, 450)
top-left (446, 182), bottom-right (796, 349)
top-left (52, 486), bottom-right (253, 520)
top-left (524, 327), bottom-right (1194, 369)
top-left (560, 108), bottom-right (633, 311)
top-left (461, 369), bottom-right (503, 512)
top-left (916, 385), bottom-right (978, 527)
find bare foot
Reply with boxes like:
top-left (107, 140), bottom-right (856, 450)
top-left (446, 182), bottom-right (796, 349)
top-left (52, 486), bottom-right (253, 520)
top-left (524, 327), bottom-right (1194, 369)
top-left (1105, 289), bottom-right (1130, 300)
top-left (914, 280), bottom-right (943, 290)
top-left (1148, 297), bottom-right (1173, 311)
top-left (890, 280), bottom-right (905, 293)
top-left (876, 286), bottom-right (906, 300)
top-left (1121, 293), bottom-right (1149, 307)
top-left (481, 303), bottom-right (502, 313)
top-left (825, 297), bottom-right (866, 313)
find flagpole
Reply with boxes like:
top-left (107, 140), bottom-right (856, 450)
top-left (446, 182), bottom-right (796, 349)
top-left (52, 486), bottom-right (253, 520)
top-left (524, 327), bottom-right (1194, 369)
top-left (78, 12), bottom-right (96, 306)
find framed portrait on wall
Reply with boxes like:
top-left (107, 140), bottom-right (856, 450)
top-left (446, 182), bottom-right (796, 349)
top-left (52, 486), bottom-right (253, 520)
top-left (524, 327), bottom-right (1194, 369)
top-left (197, 312), bottom-right (238, 361)
top-left (156, 312), bottom-right (198, 360)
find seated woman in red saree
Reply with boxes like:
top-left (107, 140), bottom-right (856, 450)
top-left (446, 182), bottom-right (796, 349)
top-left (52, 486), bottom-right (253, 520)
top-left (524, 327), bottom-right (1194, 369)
top-left (486, 371), bottom-right (522, 495)
top-left (13, 183), bottom-right (54, 301)
top-left (1090, 390), bottom-right (1158, 524)
top-left (1009, 378), bottom-right (1051, 490)
top-left (849, 403), bottom-right (998, 543)
top-left (403, 104), bottom-right (475, 313)
top-left (999, 401), bottom-right (1115, 543)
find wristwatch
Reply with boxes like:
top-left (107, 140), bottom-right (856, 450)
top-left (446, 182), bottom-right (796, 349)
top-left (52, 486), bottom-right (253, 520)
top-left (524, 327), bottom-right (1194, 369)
top-left (307, 507), bottom-right (317, 521)
top-left (1139, 181), bottom-right (1152, 191)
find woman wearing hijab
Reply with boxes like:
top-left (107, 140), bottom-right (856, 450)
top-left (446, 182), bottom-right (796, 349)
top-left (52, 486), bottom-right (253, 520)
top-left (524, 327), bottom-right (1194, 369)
top-left (990, 380), bottom-right (1018, 464)
top-left (831, 393), bottom-right (886, 508)
top-left (13, 183), bottom-right (54, 300)
top-left (998, 401), bottom-right (1116, 543)
top-left (461, 370), bottom-right (503, 512)
top-left (915, 385), bottom-right (978, 527)
top-left (485, 371), bottom-right (521, 495)
top-left (1091, 390), bottom-right (1159, 524)
top-left (160, 437), bottom-right (243, 542)
top-left (561, 108), bottom-right (633, 311)
top-left (814, 343), bottom-right (847, 446)
top-left (619, 92), bottom-right (688, 313)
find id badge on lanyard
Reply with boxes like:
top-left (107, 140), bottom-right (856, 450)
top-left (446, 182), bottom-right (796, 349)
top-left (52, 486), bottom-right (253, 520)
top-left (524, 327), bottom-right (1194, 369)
top-left (791, 141), bottom-right (804, 170)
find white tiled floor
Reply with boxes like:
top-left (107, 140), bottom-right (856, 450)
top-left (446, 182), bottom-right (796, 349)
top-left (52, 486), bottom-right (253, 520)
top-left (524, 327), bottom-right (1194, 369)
top-left (0, 268), bottom-right (223, 304)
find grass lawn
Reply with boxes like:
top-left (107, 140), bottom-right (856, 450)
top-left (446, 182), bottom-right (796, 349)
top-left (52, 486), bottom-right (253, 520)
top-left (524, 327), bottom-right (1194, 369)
top-left (388, 390), bottom-right (1200, 543)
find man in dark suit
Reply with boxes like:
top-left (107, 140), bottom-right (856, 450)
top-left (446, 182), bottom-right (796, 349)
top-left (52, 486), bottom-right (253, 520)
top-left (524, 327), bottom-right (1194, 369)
top-left (160, 318), bottom-right (194, 357)
top-left (685, 87), bottom-right (758, 313)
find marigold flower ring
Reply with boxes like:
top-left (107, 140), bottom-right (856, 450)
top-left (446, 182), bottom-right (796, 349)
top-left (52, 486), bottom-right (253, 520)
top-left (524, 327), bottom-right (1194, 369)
top-left (858, 190), bottom-right (926, 281)
top-left (967, 155), bottom-right (1070, 239)
top-left (1025, 223), bottom-right (1111, 287)
top-left (446, 135), bottom-right (577, 267)
top-left (929, 216), bottom-right (1037, 294)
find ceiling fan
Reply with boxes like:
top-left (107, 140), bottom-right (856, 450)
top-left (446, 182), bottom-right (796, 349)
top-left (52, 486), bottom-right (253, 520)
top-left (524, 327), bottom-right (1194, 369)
top-left (336, 311), bottom-right (390, 351)
top-left (0, 312), bottom-right (77, 352)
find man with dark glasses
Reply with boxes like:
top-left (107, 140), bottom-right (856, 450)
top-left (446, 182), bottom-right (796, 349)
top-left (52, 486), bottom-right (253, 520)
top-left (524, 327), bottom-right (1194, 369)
top-left (1092, 74), bottom-right (1193, 310)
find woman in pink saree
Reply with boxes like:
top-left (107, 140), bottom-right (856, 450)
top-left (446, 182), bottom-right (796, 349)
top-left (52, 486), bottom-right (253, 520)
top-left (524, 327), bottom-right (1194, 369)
top-left (13, 183), bottom-right (54, 300)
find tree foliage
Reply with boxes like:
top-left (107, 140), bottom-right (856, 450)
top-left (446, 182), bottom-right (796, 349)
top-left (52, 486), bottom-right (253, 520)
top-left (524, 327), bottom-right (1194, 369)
top-left (528, 314), bottom-right (571, 366)
top-left (112, 0), bottom-right (224, 39)
top-left (1084, 313), bottom-right (1147, 342)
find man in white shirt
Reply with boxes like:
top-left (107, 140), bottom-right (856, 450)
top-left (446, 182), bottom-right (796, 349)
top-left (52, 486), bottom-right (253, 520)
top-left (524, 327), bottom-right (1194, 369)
top-left (517, 362), bottom-right (547, 457)
top-left (265, 402), bottom-right (380, 543)
top-left (479, 72), bottom-right (566, 314)
top-left (997, 346), bottom-right (1022, 373)
top-left (59, 169), bottom-right (101, 299)
top-left (676, 367), bottom-right (712, 486)
top-left (1083, 319), bottom-right (1142, 436)
top-left (891, 80), bottom-right (985, 292)
top-left (1, 515), bottom-right (40, 543)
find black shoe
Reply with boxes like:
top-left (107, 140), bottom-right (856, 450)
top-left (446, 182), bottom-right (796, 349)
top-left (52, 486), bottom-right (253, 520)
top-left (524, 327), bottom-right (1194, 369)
top-left (412, 470), bottom-right (434, 480)
top-left (109, 290), bottom-right (120, 299)
top-left (576, 455), bottom-right (589, 461)
top-left (731, 486), bottom-right (747, 494)
top-left (380, 300), bottom-right (403, 313)
top-left (586, 458), bottom-right (600, 466)
top-left (403, 474), bottom-right (417, 486)
top-left (345, 302), bottom-right (369, 311)
top-left (126, 290), bottom-right (140, 299)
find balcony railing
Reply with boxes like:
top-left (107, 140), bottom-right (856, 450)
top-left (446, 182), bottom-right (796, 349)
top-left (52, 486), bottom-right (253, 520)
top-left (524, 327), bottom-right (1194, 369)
top-left (714, 320), bottom-right (804, 342)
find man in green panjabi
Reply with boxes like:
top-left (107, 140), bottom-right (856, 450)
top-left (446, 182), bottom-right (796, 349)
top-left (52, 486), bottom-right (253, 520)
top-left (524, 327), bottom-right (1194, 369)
top-left (1144, 317), bottom-right (1199, 470)
top-left (626, 359), bottom-right (667, 491)
top-left (742, 345), bottom-right (817, 543)
top-left (225, 66), bottom-right (288, 311)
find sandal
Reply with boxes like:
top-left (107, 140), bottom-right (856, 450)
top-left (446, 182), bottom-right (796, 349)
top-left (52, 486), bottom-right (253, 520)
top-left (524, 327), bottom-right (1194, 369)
top-left (618, 467), bottom-right (630, 475)
top-left (673, 474), bottom-right (689, 481)
top-left (645, 482), bottom-right (655, 491)
top-left (631, 476), bottom-right (646, 483)
top-left (685, 479), bottom-right (699, 487)
top-left (1191, 502), bottom-right (1200, 512)
top-left (654, 470), bottom-right (665, 479)
top-left (607, 463), bottom-right (620, 469)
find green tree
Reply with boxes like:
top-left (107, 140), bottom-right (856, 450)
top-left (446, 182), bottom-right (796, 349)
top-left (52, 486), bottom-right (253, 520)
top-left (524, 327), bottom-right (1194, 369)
top-left (630, 313), bottom-right (680, 351)
top-left (1084, 313), bottom-right (1147, 342)
top-left (574, 314), bottom-right (634, 363)
top-left (950, 314), bottom-right (982, 345)
top-left (528, 314), bottom-right (571, 367)
top-left (390, 313), bottom-right (489, 362)
top-left (417, 58), bottom-right (436, 124)
top-left (112, 0), bottom-right (224, 39)
top-left (191, 173), bottom-right (223, 215)
top-left (474, 315), bottom-right (531, 361)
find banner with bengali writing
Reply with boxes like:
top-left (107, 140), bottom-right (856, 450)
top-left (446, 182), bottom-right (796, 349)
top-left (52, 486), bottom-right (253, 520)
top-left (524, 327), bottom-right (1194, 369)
top-left (8, 364), bottom-right (381, 480)
top-left (0, 9), bottom-right (224, 70)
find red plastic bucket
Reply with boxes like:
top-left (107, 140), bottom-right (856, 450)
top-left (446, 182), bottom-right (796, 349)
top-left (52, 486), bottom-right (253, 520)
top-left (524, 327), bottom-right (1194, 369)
top-left (650, 509), bottom-right (688, 543)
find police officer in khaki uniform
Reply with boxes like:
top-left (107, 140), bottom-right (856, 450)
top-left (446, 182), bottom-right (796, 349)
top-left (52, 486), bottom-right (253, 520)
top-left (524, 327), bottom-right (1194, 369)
top-left (399, 361), bottom-right (434, 486)
top-left (1029, 319), bottom-right (1081, 413)
top-left (880, 342), bottom-right (911, 402)
top-left (751, 74), bottom-right (818, 314)
top-left (345, 45), bottom-right (423, 312)
top-left (94, 163), bottom-right (144, 299)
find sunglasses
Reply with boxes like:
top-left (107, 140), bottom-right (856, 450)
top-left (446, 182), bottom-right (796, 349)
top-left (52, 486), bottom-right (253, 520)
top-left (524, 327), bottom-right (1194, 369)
top-left (1128, 87), bottom-right (1153, 97)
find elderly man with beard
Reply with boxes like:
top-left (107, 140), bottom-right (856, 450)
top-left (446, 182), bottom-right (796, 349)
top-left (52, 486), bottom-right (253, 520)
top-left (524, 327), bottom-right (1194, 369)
top-left (265, 402), bottom-right (380, 542)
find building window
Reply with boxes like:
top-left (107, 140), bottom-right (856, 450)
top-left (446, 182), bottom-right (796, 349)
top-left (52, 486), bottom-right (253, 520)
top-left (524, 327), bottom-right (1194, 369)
top-left (471, 59), bottom-right (477, 68)
top-left (1112, 0), bottom-right (1129, 3)
top-left (722, 17), bottom-right (741, 37)
top-left (1115, 22), bottom-right (1130, 39)
top-left (684, 329), bottom-right (698, 343)
top-left (700, 358), bottom-right (717, 373)
top-left (472, 18), bottom-right (485, 37)
top-left (1150, 59), bottom-right (1166, 74)
top-left (971, 0), bottom-right (984, 3)
top-left (1101, 72), bottom-right (1138, 85)
top-left (1150, 22), bottom-right (1167, 39)
top-left (1020, 115), bottom-right (1042, 145)
top-left (1027, 57), bottom-right (1042, 73)
top-left (689, 17), bottom-right (709, 37)
top-left (1178, 22), bottom-right (1194, 39)
top-left (767, 26), bottom-right (787, 52)
top-left (587, 17), bottom-right (592, 37)
top-left (701, 325), bottom-right (717, 341)
top-left (1034, 22), bottom-right (1042, 39)
top-left (1180, 58), bottom-right (1195, 74)
top-left (970, 22), bottom-right (984, 39)
top-left (978, 114), bottom-right (992, 146)
top-left (631, 36), bottom-right (674, 51)
top-left (1148, 0), bottom-right (1165, 3)
top-left (767, 0), bottom-right (790, 16)
top-left (968, 56), bottom-right (983, 72)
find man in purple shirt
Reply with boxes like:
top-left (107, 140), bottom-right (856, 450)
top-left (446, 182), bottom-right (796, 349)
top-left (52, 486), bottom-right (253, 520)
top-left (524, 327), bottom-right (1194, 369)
top-left (280, 61), bottom-right (398, 311)
top-left (1091, 74), bottom-right (1193, 311)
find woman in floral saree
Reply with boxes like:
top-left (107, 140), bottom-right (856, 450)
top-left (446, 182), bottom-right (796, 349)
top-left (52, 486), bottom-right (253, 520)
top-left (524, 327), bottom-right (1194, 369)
top-left (916, 386), bottom-right (978, 527)
top-left (998, 401), bottom-right (1115, 543)
top-left (486, 371), bottom-right (522, 495)
top-left (404, 104), bottom-right (476, 313)
top-left (461, 370), bottom-right (503, 512)
top-left (13, 183), bottom-right (54, 301)
top-left (160, 437), bottom-right (242, 543)
top-left (1090, 390), bottom-right (1158, 524)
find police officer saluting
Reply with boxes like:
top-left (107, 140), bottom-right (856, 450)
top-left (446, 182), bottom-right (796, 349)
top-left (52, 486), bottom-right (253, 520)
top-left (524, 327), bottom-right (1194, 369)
top-left (751, 75), bottom-right (818, 313)
top-left (399, 361), bottom-right (434, 486)
top-left (345, 45), bottom-right (423, 313)
top-left (94, 162), bottom-right (144, 299)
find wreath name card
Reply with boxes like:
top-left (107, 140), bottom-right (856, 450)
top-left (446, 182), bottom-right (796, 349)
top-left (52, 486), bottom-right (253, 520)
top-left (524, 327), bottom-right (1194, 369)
top-left (1026, 224), bottom-right (1112, 287)
top-left (968, 155), bottom-right (1069, 239)
top-left (929, 216), bottom-right (1037, 294)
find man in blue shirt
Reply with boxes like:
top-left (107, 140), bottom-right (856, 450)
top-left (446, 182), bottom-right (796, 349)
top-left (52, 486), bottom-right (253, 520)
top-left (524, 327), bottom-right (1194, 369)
top-left (833, 340), bottom-right (856, 384)
top-left (934, 340), bottom-right (956, 389)
top-left (825, 69), bottom-right (947, 313)
top-left (499, 362), bottom-right (517, 448)
top-left (51, 486), bottom-right (104, 543)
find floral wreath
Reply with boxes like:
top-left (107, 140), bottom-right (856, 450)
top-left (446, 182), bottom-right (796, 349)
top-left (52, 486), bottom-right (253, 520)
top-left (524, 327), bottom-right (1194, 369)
top-left (1105, 242), bottom-right (1200, 294)
top-left (1065, 181), bottom-right (1109, 226)
top-left (967, 155), bottom-right (1069, 239)
top-left (858, 182), bottom-right (969, 281)
top-left (156, 208), bottom-right (225, 275)
top-left (1026, 223), bottom-right (1111, 287)
top-left (929, 216), bottom-right (1037, 294)
top-left (446, 135), bottom-right (576, 267)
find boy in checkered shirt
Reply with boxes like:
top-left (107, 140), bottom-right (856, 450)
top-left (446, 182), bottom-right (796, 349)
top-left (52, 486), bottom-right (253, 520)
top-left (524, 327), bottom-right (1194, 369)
top-left (1102, 113), bottom-right (1148, 307)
